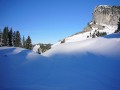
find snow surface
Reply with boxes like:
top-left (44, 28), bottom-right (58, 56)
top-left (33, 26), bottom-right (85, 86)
top-left (97, 5), bottom-right (111, 8)
top-left (52, 24), bottom-right (117, 48)
top-left (33, 45), bottom-right (40, 53)
top-left (0, 33), bottom-right (120, 90)
top-left (99, 24), bottom-right (117, 34)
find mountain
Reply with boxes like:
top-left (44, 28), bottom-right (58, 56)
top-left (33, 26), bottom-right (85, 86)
top-left (0, 33), bottom-right (120, 90)
top-left (52, 5), bottom-right (120, 47)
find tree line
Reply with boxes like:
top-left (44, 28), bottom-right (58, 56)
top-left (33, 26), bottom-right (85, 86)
top-left (0, 26), bottom-right (32, 50)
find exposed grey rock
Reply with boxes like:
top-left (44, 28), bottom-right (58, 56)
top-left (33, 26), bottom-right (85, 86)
top-left (93, 5), bottom-right (120, 25)
top-left (82, 5), bottom-right (120, 32)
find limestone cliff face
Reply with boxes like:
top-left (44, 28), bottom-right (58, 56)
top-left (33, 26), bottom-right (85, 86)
top-left (93, 5), bottom-right (120, 25)
top-left (83, 5), bottom-right (120, 32)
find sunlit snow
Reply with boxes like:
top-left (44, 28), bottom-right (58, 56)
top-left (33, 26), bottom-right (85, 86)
top-left (0, 33), bottom-right (120, 90)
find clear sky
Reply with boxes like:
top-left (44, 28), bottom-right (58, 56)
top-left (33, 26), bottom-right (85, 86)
top-left (0, 0), bottom-right (119, 44)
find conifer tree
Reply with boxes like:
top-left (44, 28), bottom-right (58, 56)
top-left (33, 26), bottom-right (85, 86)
top-left (92, 33), bottom-right (96, 38)
top-left (26, 36), bottom-right (32, 50)
top-left (12, 31), bottom-right (16, 46)
top-left (22, 36), bottom-right (26, 48)
top-left (61, 39), bottom-right (65, 44)
top-left (0, 29), bottom-right (2, 43)
top-left (8, 28), bottom-right (13, 46)
top-left (2, 27), bottom-right (9, 46)
top-left (14, 31), bottom-right (22, 47)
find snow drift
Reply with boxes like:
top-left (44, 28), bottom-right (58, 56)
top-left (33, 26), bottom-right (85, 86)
top-left (0, 33), bottom-right (120, 90)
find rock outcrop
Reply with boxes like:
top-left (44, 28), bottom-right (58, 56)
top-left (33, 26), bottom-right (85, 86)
top-left (93, 5), bottom-right (120, 25)
top-left (83, 5), bottom-right (120, 32)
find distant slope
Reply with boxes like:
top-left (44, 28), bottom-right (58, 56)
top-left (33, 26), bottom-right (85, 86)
top-left (52, 5), bottom-right (120, 47)
top-left (0, 33), bottom-right (120, 90)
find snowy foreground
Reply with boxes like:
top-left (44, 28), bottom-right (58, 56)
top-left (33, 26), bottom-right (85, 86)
top-left (0, 33), bottom-right (120, 90)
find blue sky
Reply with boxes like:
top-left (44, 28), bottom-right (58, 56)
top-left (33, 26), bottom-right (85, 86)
top-left (0, 0), bottom-right (119, 44)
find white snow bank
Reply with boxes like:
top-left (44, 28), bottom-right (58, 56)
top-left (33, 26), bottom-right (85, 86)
top-left (52, 24), bottom-right (117, 48)
top-left (33, 45), bottom-right (40, 53)
top-left (43, 33), bottom-right (120, 58)
top-left (0, 33), bottom-right (120, 90)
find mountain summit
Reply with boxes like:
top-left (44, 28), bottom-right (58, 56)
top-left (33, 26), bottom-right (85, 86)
top-left (52, 5), bottom-right (120, 47)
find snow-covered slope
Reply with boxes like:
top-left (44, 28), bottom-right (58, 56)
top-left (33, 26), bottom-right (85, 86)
top-left (52, 5), bottom-right (120, 47)
top-left (0, 33), bottom-right (120, 90)
top-left (65, 24), bottom-right (117, 43)
top-left (52, 23), bottom-right (118, 48)
top-left (43, 33), bottom-right (120, 58)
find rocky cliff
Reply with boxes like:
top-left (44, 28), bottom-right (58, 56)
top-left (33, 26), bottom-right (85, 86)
top-left (83, 5), bottom-right (120, 32)
top-left (93, 5), bottom-right (120, 25)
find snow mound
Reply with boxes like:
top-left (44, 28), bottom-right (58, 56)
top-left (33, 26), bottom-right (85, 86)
top-left (0, 47), bottom-right (45, 61)
top-left (0, 33), bottom-right (120, 90)
top-left (43, 33), bottom-right (120, 58)
top-left (33, 45), bottom-right (40, 53)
